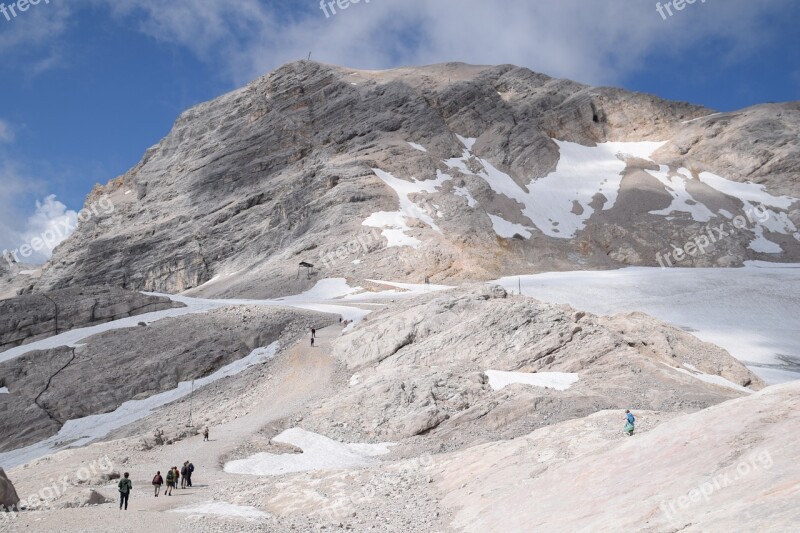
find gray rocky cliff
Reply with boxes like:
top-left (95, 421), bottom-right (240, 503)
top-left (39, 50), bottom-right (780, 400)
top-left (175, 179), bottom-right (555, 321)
top-left (31, 62), bottom-right (799, 298)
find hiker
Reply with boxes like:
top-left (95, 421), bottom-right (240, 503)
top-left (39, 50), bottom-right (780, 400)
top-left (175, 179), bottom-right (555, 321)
top-left (338, 317), bottom-right (342, 324)
top-left (625, 410), bottom-right (636, 436)
top-left (173, 466), bottom-right (180, 489)
top-left (186, 461), bottom-right (195, 487)
top-left (203, 427), bottom-right (209, 441)
top-left (165, 468), bottom-right (175, 496)
top-left (181, 463), bottom-right (189, 489)
top-left (118, 472), bottom-right (132, 510)
top-left (311, 327), bottom-right (316, 339)
top-left (310, 335), bottom-right (315, 347)
top-left (152, 471), bottom-right (164, 497)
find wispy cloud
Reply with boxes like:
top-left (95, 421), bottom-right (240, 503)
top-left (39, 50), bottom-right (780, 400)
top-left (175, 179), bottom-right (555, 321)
top-left (89, 0), bottom-right (794, 87)
top-left (0, 120), bottom-right (13, 143)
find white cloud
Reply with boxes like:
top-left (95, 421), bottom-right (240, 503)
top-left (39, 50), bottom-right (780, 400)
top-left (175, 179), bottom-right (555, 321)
top-left (88, 0), bottom-right (793, 87)
top-left (0, 120), bottom-right (13, 144)
top-left (0, 163), bottom-right (77, 265)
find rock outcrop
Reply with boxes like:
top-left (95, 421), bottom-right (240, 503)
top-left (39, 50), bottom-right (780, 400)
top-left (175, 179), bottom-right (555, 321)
top-left (0, 305), bottom-right (334, 452)
top-left (30, 62), bottom-right (798, 298)
top-left (0, 467), bottom-right (19, 511)
top-left (0, 286), bottom-right (182, 353)
top-left (303, 286), bottom-right (763, 450)
top-left (435, 381), bottom-right (800, 532)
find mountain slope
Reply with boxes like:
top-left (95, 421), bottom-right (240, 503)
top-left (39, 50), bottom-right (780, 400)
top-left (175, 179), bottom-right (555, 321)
top-left (33, 62), bottom-right (800, 298)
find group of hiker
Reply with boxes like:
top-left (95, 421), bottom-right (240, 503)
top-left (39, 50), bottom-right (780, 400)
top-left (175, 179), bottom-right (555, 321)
top-left (116, 426), bottom-right (210, 510)
top-left (150, 461), bottom-right (195, 498)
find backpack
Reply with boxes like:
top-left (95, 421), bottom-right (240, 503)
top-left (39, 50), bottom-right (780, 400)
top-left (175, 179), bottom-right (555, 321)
top-left (188, 463), bottom-right (194, 473)
top-left (152, 475), bottom-right (162, 485)
top-left (166, 471), bottom-right (174, 483)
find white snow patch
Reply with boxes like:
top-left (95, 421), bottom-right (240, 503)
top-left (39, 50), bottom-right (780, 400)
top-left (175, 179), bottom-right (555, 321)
top-left (0, 343), bottom-right (280, 469)
top-left (278, 278), bottom-right (363, 301)
top-left (349, 374), bottom-right (360, 387)
top-left (681, 113), bottom-right (722, 125)
top-left (17, 270), bottom-right (37, 276)
top-left (488, 215), bottom-right (532, 239)
top-left (524, 140), bottom-right (667, 238)
top-left (0, 387), bottom-right (8, 394)
top-left (170, 501), bottom-right (269, 519)
top-left (697, 171), bottom-right (797, 246)
top-left (486, 370), bottom-right (579, 391)
top-left (351, 259), bottom-right (361, 265)
top-left (677, 364), bottom-right (753, 394)
top-left (647, 166), bottom-right (715, 222)
top-left (749, 226), bottom-right (782, 254)
top-left (698, 172), bottom-right (796, 210)
top-left (456, 135), bottom-right (477, 151)
top-left (408, 142), bottom-right (428, 153)
top-left (355, 279), bottom-right (452, 296)
top-left (224, 428), bottom-right (393, 476)
top-left (124, 190), bottom-right (133, 195)
top-left (445, 138), bottom-right (666, 239)
top-left (718, 209), bottom-right (734, 219)
top-left (362, 168), bottom-right (451, 248)
top-left (453, 186), bottom-right (477, 207)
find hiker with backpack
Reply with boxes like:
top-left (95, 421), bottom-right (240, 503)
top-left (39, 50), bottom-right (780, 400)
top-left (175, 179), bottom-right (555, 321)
top-left (173, 466), bottom-right (180, 489)
top-left (165, 468), bottom-right (175, 495)
top-left (186, 462), bottom-right (195, 487)
top-left (181, 462), bottom-right (189, 489)
top-left (203, 427), bottom-right (209, 441)
top-left (118, 472), bottom-right (132, 510)
top-left (152, 471), bottom-right (164, 497)
top-left (625, 410), bottom-right (636, 436)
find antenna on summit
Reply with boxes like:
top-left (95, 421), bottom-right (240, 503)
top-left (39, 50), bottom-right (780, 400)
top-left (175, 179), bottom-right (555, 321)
top-left (307, 51), bottom-right (312, 61)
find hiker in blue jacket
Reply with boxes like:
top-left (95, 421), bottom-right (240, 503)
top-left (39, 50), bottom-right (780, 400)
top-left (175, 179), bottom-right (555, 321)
top-left (625, 410), bottom-right (635, 436)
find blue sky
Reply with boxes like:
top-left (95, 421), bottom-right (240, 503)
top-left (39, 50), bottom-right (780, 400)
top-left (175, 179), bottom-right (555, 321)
top-left (1, 0), bottom-right (798, 262)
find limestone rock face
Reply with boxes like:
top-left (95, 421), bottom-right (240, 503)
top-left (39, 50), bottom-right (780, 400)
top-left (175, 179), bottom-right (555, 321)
top-left (0, 467), bottom-right (20, 510)
top-left (0, 305), bottom-right (333, 452)
top-left (28, 62), bottom-right (798, 298)
top-left (306, 287), bottom-right (763, 449)
top-left (0, 286), bottom-right (182, 353)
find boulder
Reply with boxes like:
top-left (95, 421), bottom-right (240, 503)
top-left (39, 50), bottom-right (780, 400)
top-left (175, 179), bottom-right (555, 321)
top-left (0, 467), bottom-right (20, 511)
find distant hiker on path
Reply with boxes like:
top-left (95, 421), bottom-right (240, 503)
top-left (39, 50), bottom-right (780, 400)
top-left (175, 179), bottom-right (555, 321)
top-left (118, 472), bottom-right (132, 510)
top-left (625, 410), bottom-right (635, 436)
top-left (152, 471), bottom-right (163, 497)
top-left (311, 327), bottom-right (316, 339)
top-left (165, 468), bottom-right (175, 496)
top-left (203, 427), bottom-right (209, 441)
top-left (181, 463), bottom-right (189, 488)
top-left (173, 466), bottom-right (180, 490)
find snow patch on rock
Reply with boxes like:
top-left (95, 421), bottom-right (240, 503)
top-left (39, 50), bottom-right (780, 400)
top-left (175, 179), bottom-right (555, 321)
top-left (170, 501), bottom-right (270, 519)
top-left (224, 428), bottom-right (393, 476)
top-left (486, 370), bottom-right (580, 391)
